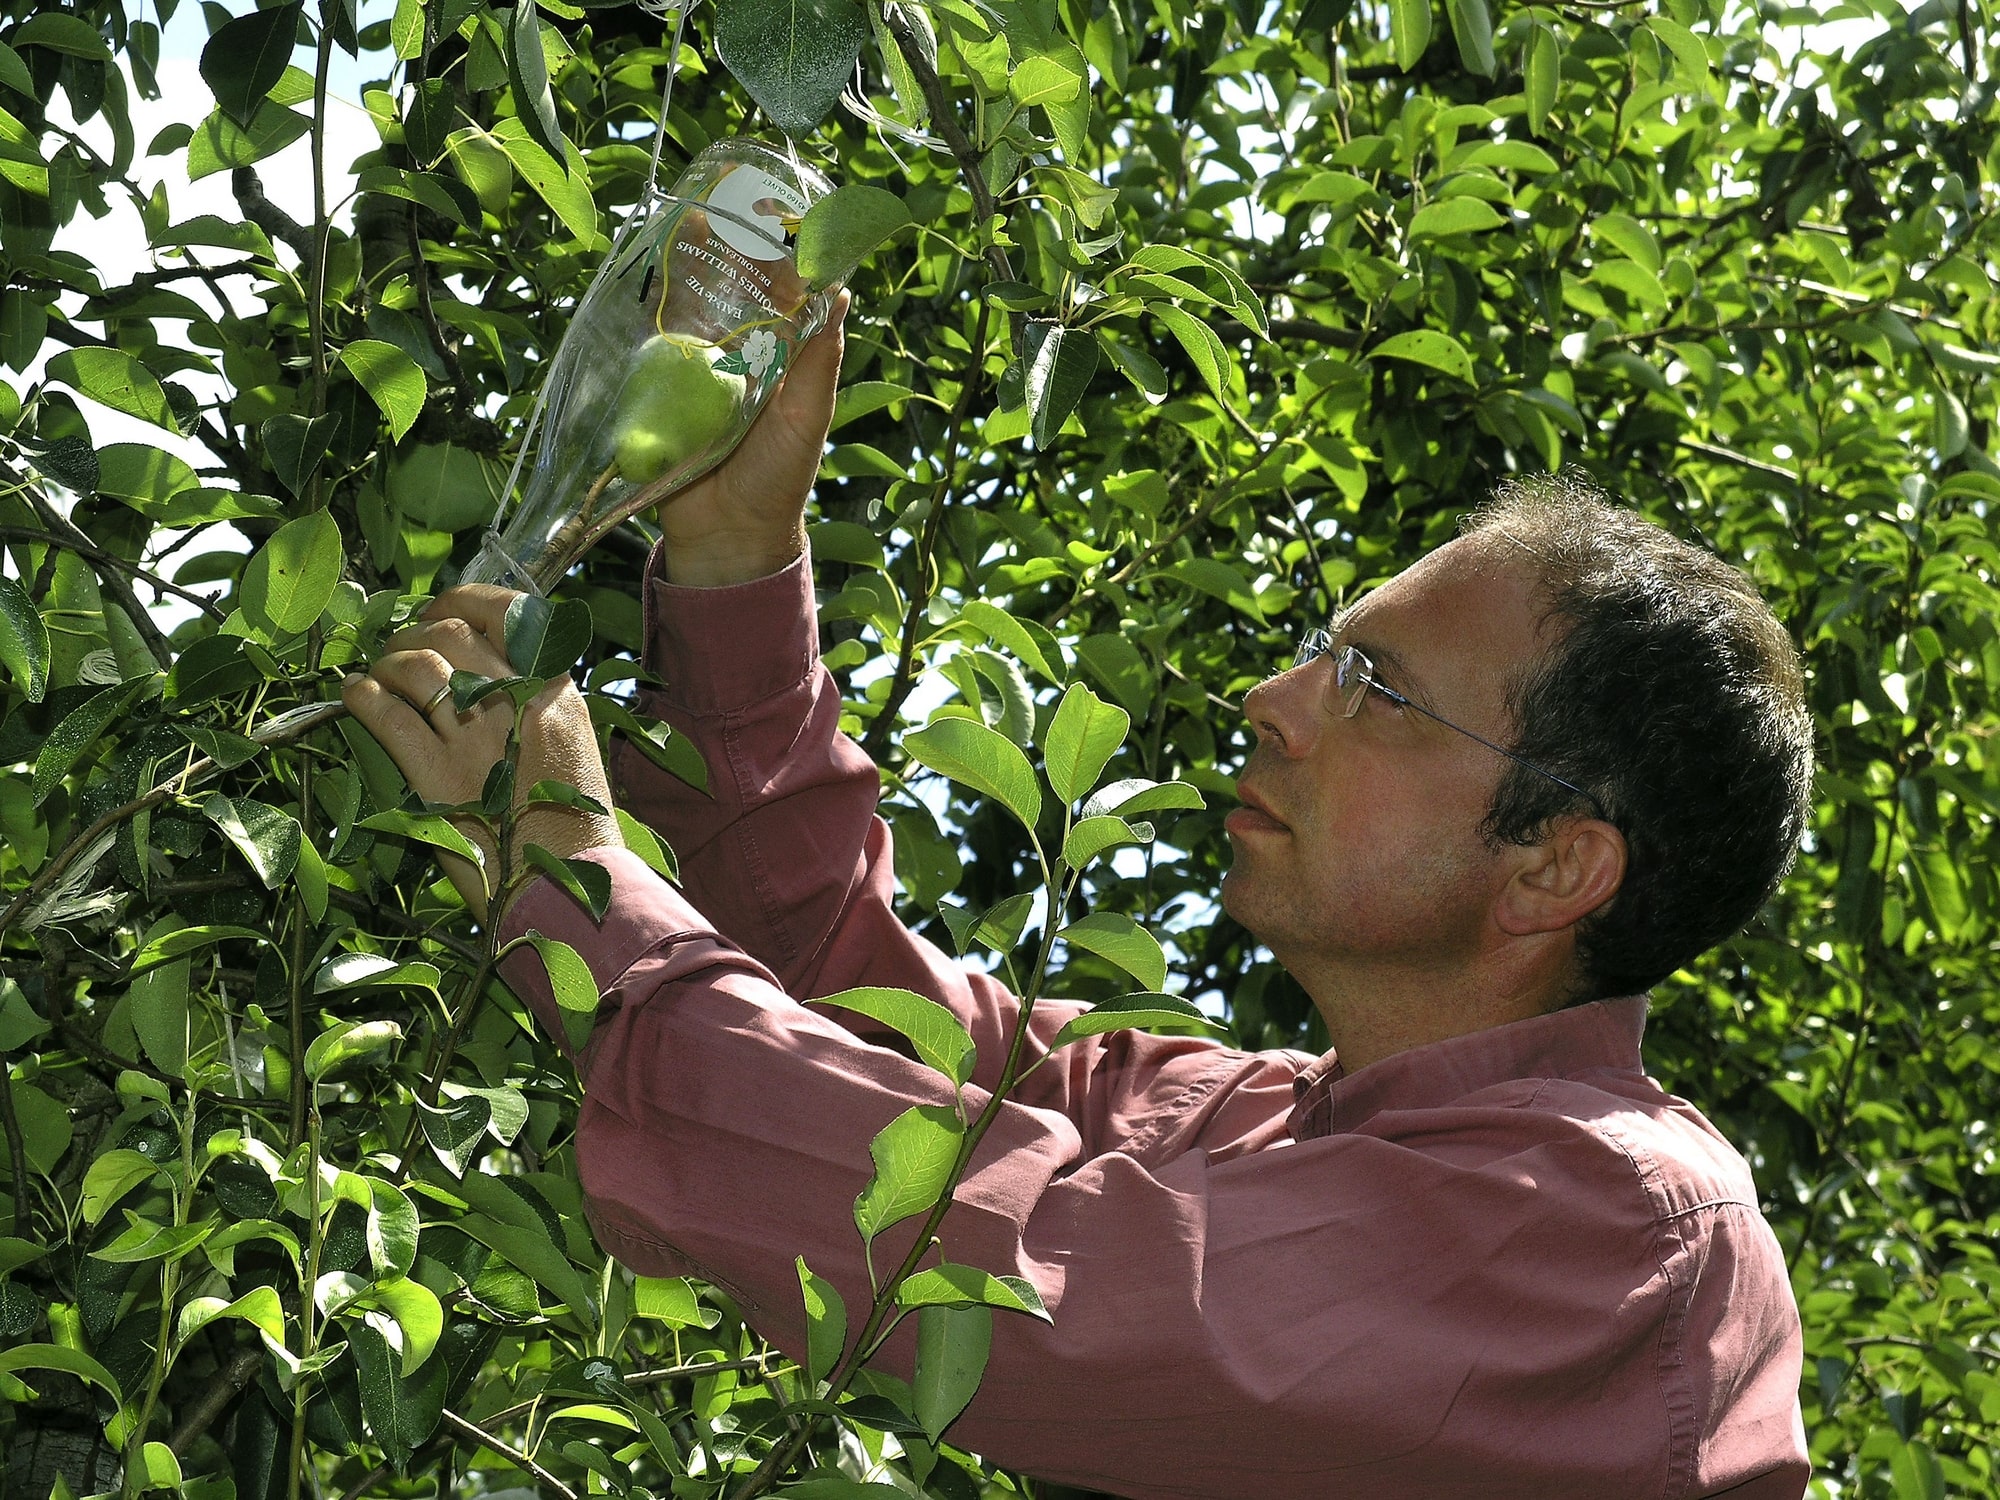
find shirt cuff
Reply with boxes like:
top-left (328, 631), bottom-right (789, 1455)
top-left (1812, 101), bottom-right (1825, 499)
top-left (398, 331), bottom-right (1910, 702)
top-left (642, 538), bottom-right (818, 716)
top-left (496, 846), bottom-right (711, 1063)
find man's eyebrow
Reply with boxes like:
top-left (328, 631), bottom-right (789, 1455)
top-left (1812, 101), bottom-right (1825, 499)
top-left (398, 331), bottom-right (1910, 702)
top-left (1324, 604), bottom-right (1438, 708)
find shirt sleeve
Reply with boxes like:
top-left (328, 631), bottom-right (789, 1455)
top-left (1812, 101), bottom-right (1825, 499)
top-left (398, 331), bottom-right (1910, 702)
top-left (495, 851), bottom-right (1806, 1500)
top-left (603, 544), bottom-right (1305, 1137)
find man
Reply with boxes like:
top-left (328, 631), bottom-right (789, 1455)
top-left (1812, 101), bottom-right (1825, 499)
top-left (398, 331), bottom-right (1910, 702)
top-left (345, 303), bottom-right (1814, 1498)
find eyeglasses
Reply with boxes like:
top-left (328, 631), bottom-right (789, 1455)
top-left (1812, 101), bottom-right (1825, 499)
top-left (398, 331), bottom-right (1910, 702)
top-left (1292, 628), bottom-right (1611, 823)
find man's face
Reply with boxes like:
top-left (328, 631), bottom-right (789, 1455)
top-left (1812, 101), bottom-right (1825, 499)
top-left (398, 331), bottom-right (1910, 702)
top-left (1220, 534), bottom-right (1554, 977)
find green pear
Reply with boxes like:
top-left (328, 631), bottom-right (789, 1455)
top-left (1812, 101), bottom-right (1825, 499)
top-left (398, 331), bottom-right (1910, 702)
top-left (611, 336), bottom-right (747, 486)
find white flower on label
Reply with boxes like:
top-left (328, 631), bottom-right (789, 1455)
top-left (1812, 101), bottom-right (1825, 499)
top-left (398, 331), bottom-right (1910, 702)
top-left (743, 328), bottom-right (779, 379)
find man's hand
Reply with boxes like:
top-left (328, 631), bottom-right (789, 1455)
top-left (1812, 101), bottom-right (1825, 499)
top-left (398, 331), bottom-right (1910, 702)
top-left (653, 290), bottom-right (849, 588)
top-left (341, 584), bottom-right (621, 922)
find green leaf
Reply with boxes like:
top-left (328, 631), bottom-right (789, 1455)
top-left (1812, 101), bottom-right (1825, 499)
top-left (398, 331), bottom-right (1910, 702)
top-left (204, 794), bottom-right (303, 888)
top-left (523, 845), bottom-right (612, 922)
top-left (175, 1285), bottom-right (286, 1350)
top-left (314, 953), bottom-right (443, 995)
top-left (416, 1095), bottom-right (491, 1178)
top-left (1048, 991), bottom-right (1226, 1049)
top-left (240, 509), bottom-right (343, 636)
top-left (1058, 912), bottom-right (1167, 991)
top-left (368, 1275), bottom-right (444, 1375)
top-left (633, 1275), bottom-right (711, 1327)
top-left (187, 101), bottom-right (311, 181)
top-left (853, 1105), bottom-right (962, 1244)
top-left (505, 592), bottom-right (594, 679)
top-left (1389, 0), bottom-right (1433, 70)
top-left (912, 1303), bottom-right (991, 1443)
top-left (1644, 16), bottom-right (1709, 87)
top-left (33, 676), bottom-right (149, 806)
top-left (93, 1213), bottom-right (218, 1265)
top-left (489, 118), bottom-right (598, 245)
top-left (46, 347), bottom-right (176, 430)
top-left (1044, 681), bottom-right (1129, 805)
top-left (1369, 329), bottom-right (1474, 384)
top-left (349, 1319), bottom-right (445, 1472)
top-left (897, 1264), bottom-right (1049, 1322)
top-left (614, 807), bottom-right (679, 883)
top-left (505, 0), bottom-right (565, 165)
top-left (303, 1019), bottom-right (405, 1080)
top-left (796, 184), bottom-right (912, 289)
top-left (338, 339), bottom-right (427, 442)
top-left (454, 1210), bottom-right (597, 1315)
top-left (1444, 0), bottom-right (1494, 76)
top-left (714, 0), bottom-right (871, 138)
top-left (1009, 51), bottom-right (1083, 107)
top-left (259, 412), bottom-right (343, 497)
top-left (0, 41), bottom-right (31, 97)
top-left (10, 13), bottom-right (114, 60)
top-left (0, 1344), bottom-right (124, 1408)
top-left (95, 443), bottom-right (199, 506)
top-left (819, 987), bottom-right (975, 1087)
top-left (0, 573), bottom-right (50, 702)
top-left (199, 2), bottom-right (302, 126)
top-left (1524, 23), bottom-right (1558, 136)
top-left (358, 809), bottom-right (487, 869)
top-left (440, 1081), bottom-right (529, 1145)
top-left (391, 0), bottom-right (425, 60)
top-left (1163, 557), bottom-right (1264, 619)
top-left (904, 716), bottom-right (1043, 833)
top-left (1062, 814), bottom-right (1148, 869)
top-left (521, 930), bottom-right (598, 1013)
top-left (1151, 302), bottom-right (1231, 404)
top-left (960, 601), bottom-right (1060, 684)
top-left (366, 1178), bottom-right (420, 1281)
top-left (127, 917), bottom-right (191, 1078)
top-left (128, 924), bottom-right (265, 976)
top-left (81, 1149), bottom-right (164, 1226)
top-left (1408, 197), bottom-right (1506, 238)
top-left (798, 1257), bottom-right (847, 1386)
top-left (1022, 321), bottom-right (1099, 449)
top-left (10, 1084), bottom-right (69, 1174)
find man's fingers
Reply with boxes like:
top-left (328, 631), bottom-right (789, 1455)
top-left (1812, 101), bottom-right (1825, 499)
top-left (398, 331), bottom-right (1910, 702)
top-left (370, 647), bottom-right (458, 712)
top-left (384, 616), bottom-right (516, 679)
top-left (421, 584), bottom-right (520, 657)
top-left (341, 672), bottom-right (438, 772)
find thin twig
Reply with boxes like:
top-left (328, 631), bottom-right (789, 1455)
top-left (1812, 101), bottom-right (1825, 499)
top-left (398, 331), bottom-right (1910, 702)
top-left (0, 524), bottom-right (228, 620)
top-left (439, 1408), bottom-right (581, 1500)
top-left (1675, 436), bottom-right (1801, 485)
top-left (0, 1061), bottom-right (30, 1238)
top-left (859, 298), bottom-right (993, 758)
top-left (882, 7), bottom-right (1015, 290)
top-left (13, 481), bottom-right (176, 665)
top-left (168, 1344), bottom-right (265, 1454)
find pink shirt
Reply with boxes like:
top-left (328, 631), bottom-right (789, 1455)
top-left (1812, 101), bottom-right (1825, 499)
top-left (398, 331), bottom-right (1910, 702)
top-left (498, 550), bottom-right (1809, 1499)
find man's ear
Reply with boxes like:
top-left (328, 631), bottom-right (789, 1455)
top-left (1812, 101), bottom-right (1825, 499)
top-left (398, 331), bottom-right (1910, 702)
top-left (1494, 819), bottom-right (1627, 938)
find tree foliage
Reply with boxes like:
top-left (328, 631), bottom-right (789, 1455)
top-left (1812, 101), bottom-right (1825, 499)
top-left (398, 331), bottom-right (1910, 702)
top-left (1, 0), bottom-right (1998, 1496)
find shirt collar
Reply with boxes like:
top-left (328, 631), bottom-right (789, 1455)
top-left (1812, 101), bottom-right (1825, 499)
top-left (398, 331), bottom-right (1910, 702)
top-left (1288, 995), bottom-right (1651, 1141)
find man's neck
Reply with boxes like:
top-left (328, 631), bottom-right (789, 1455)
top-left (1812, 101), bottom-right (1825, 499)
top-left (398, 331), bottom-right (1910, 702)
top-left (1295, 948), bottom-right (1570, 1073)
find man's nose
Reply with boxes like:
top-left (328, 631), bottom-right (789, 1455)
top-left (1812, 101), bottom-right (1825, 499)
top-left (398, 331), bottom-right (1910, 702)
top-left (1243, 661), bottom-right (1325, 758)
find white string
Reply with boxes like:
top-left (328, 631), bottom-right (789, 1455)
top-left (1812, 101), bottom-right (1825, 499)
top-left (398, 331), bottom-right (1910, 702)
top-left (644, 0), bottom-right (693, 202)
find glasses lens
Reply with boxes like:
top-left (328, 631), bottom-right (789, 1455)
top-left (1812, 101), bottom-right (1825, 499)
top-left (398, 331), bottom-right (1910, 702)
top-left (1335, 646), bottom-right (1371, 718)
top-left (1293, 627), bottom-right (1330, 668)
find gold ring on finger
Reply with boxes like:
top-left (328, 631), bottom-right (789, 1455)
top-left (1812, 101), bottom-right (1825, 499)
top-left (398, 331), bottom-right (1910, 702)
top-left (420, 684), bottom-right (454, 717)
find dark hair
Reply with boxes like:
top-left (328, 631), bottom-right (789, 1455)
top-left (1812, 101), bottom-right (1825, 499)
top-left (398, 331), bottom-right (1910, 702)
top-left (1461, 474), bottom-right (1814, 1002)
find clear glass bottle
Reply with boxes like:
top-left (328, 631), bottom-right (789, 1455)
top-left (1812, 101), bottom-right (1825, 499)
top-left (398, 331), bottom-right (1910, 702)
top-left (462, 138), bottom-right (839, 594)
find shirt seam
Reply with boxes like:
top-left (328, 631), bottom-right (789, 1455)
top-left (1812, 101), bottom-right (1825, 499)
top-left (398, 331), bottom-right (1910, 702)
top-left (1593, 1113), bottom-right (1698, 1500)
top-left (647, 652), bottom-right (818, 723)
